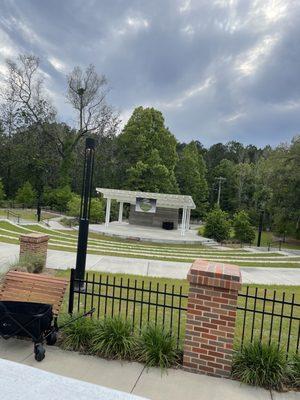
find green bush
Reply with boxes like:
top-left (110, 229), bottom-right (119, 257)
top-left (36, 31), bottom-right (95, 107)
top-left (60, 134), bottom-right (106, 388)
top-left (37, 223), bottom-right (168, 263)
top-left (287, 353), bottom-right (300, 389)
top-left (67, 194), bottom-right (104, 223)
top-left (136, 325), bottom-right (179, 370)
top-left (60, 315), bottom-right (95, 352)
top-left (11, 252), bottom-right (45, 274)
top-left (233, 211), bottom-right (256, 244)
top-left (232, 342), bottom-right (288, 390)
top-left (91, 317), bottom-right (136, 359)
top-left (43, 185), bottom-right (72, 212)
top-left (15, 181), bottom-right (36, 208)
top-left (203, 207), bottom-right (231, 242)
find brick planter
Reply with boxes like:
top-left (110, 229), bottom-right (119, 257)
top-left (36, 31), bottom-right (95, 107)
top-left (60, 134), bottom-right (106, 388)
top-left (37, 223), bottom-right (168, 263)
top-left (19, 233), bottom-right (49, 267)
top-left (183, 259), bottom-right (242, 378)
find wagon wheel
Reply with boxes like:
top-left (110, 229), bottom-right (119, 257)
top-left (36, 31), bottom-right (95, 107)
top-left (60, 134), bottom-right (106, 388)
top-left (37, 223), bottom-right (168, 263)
top-left (46, 331), bottom-right (57, 346)
top-left (34, 344), bottom-right (45, 362)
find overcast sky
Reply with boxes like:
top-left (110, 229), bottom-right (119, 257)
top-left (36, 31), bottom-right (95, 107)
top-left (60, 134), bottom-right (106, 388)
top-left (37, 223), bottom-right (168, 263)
top-left (0, 0), bottom-right (299, 147)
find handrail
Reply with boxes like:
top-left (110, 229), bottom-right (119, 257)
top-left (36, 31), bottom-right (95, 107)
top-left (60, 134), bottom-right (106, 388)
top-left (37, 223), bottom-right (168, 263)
top-left (6, 210), bottom-right (21, 224)
top-left (268, 239), bottom-right (283, 251)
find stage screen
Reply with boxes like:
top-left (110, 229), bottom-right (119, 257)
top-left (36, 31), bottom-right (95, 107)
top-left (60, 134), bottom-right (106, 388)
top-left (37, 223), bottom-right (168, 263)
top-left (135, 197), bottom-right (157, 213)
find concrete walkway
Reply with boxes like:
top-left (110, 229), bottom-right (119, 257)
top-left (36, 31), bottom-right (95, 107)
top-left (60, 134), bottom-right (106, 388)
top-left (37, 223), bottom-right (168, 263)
top-left (0, 242), bottom-right (300, 285)
top-left (1, 338), bottom-right (296, 400)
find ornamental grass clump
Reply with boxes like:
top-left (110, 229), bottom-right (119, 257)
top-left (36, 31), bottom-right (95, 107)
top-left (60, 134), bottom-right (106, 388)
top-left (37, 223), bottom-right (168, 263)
top-left (287, 353), bottom-right (300, 389)
top-left (136, 325), bottom-right (179, 370)
top-left (59, 315), bottom-right (95, 352)
top-left (91, 317), bottom-right (136, 359)
top-left (232, 341), bottom-right (288, 391)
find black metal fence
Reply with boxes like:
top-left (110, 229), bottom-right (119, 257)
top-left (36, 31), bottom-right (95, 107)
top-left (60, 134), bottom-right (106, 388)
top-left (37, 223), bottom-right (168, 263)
top-left (68, 269), bottom-right (188, 348)
top-left (68, 271), bottom-right (299, 354)
top-left (237, 286), bottom-right (300, 354)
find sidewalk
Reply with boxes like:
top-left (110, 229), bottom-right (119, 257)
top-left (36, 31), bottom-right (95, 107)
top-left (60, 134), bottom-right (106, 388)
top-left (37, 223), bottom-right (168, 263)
top-left (0, 242), bottom-right (300, 285)
top-left (1, 338), bottom-right (295, 400)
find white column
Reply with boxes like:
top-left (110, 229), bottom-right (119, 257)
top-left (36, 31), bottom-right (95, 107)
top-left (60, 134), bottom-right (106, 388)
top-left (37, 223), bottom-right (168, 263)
top-left (186, 208), bottom-right (191, 231)
top-left (118, 201), bottom-right (123, 223)
top-left (105, 198), bottom-right (111, 227)
top-left (181, 207), bottom-right (187, 236)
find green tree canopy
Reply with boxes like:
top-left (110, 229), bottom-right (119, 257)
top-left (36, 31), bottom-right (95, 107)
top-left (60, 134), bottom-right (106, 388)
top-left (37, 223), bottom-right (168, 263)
top-left (117, 107), bottom-right (178, 193)
top-left (176, 142), bottom-right (208, 217)
top-left (233, 211), bottom-right (255, 244)
top-left (15, 181), bottom-right (36, 207)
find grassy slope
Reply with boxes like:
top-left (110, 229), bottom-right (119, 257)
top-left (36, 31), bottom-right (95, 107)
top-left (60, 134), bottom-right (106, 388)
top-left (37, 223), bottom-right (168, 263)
top-left (0, 220), bottom-right (299, 268)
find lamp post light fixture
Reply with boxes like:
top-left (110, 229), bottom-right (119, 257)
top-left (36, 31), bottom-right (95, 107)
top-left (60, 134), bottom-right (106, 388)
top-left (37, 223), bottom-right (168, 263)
top-left (75, 137), bottom-right (95, 290)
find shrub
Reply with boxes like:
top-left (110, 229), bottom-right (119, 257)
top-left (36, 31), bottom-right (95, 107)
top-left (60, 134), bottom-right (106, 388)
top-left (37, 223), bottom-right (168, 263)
top-left (15, 181), bottom-right (36, 208)
top-left (203, 208), bottom-right (231, 242)
top-left (91, 317), bottom-right (136, 359)
top-left (59, 315), bottom-right (95, 352)
top-left (287, 353), bottom-right (300, 389)
top-left (67, 194), bottom-right (105, 223)
top-left (136, 325), bottom-right (179, 370)
top-left (232, 341), bottom-right (288, 390)
top-left (233, 211), bottom-right (255, 244)
top-left (43, 185), bottom-right (72, 212)
top-left (11, 252), bottom-right (45, 274)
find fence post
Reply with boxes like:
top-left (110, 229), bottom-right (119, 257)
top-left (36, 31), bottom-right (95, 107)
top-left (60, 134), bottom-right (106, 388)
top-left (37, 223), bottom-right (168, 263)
top-left (19, 233), bottom-right (49, 268)
top-left (183, 259), bottom-right (242, 378)
top-left (68, 268), bottom-right (75, 315)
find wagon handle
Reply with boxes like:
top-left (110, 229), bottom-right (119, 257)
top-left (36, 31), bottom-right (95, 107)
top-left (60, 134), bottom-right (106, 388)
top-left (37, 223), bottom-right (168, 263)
top-left (51, 308), bottom-right (95, 335)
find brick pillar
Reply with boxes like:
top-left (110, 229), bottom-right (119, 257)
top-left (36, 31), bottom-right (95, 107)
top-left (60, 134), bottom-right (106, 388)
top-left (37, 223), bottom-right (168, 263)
top-left (19, 233), bottom-right (49, 267)
top-left (183, 259), bottom-right (242, 378)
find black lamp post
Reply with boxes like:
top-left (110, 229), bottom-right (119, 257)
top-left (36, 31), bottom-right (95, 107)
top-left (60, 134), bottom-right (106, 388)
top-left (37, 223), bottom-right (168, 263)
top-left (257, 209), bottom-right (264, 247)
top-left (75, 137), bottom-right (95, 288)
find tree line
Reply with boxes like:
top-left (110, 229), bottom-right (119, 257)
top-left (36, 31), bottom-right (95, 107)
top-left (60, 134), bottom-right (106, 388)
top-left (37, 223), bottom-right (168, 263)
top-left (0, 54), bottom-right (299, 238)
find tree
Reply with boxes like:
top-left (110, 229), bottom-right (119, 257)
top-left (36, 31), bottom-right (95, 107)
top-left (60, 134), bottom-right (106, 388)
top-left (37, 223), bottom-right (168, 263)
top-left (176, 142), bottom-right (208, 217)
top-left (233, 211), bottom-right (255, 244)
top-left (67, 65), bottom-right (119, 149)
top-left (15, 181), bottom-right (36, 207)
top-left (0, 178), bottom-right (5, 204)
top-left (118, 107), bottom-right (179, 193)
top-left (203, 208), bottom-right (231, 242)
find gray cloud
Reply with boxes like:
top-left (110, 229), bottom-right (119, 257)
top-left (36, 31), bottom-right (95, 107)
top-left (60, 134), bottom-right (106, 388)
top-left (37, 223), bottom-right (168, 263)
top-left (0, 0), bottom-right (299, 146)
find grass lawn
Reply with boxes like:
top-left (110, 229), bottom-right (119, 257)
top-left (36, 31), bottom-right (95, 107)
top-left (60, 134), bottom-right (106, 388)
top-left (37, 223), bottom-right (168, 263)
top-left (55, 269), bottom-right (300, 353)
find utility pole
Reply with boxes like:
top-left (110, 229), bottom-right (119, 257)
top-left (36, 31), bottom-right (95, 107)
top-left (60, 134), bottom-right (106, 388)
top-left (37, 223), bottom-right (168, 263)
top-left (215, 177), bottom-right (226, 206)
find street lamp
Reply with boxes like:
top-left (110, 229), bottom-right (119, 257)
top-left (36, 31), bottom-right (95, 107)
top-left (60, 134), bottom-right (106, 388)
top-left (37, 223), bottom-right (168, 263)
top-left (257, 207), bottom-right (265, 247)
top-left (75, 137), bottom-right (95, 289)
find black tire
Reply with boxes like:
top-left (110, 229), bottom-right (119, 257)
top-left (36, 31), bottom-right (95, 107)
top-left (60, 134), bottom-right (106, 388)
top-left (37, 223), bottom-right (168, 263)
top-left (34, 344), bottom-right (45, 362)
top-left (46, 331), bottom-right (57, 346)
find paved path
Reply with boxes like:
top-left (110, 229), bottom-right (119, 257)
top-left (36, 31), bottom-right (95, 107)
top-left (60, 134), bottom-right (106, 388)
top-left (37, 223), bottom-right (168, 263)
top-left (0, 242), bottom-right (299, 285)
top-left (1, 338), bottom-right (295, 400)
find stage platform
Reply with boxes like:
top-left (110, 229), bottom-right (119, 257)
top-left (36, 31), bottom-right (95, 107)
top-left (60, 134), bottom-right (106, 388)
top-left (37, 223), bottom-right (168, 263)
top-left (88, 221), bottom-right (216, 245)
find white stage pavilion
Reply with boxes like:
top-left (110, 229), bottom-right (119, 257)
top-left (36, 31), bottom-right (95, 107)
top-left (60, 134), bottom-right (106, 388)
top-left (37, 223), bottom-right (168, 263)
top-left (96, 188), bottom-right (196, 237)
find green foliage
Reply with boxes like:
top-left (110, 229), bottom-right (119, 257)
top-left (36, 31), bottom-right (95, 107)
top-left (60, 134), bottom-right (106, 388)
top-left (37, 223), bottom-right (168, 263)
top-left (117, 107), bottom-right (179, 193)
top-left (11, 252), bottom-right (45, 274)
top-left (60, 315), bottom-right (95, 352)
top-left (91, 317), bottom-right (136, 359)
top-left (44, 185), bottom-right (72, 212)
top-left (233, 211), bottom-right (255, 244)
top-left (135, 325), bottom-right (179, 370)
top-left (176, 142), bottom-right (208, 217)
top-left (203, 208), bottom-right (231, 242)
top-left (67, 194), bottom-right (105, 223)
top-left (15, 181), bottom-right (36, 207)
top-left (0, 178), bottom-right (5, 205)
top-left (287, 353), bottom-right (300, 389)
top-left (232, 342), bottom-right (288, 390)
